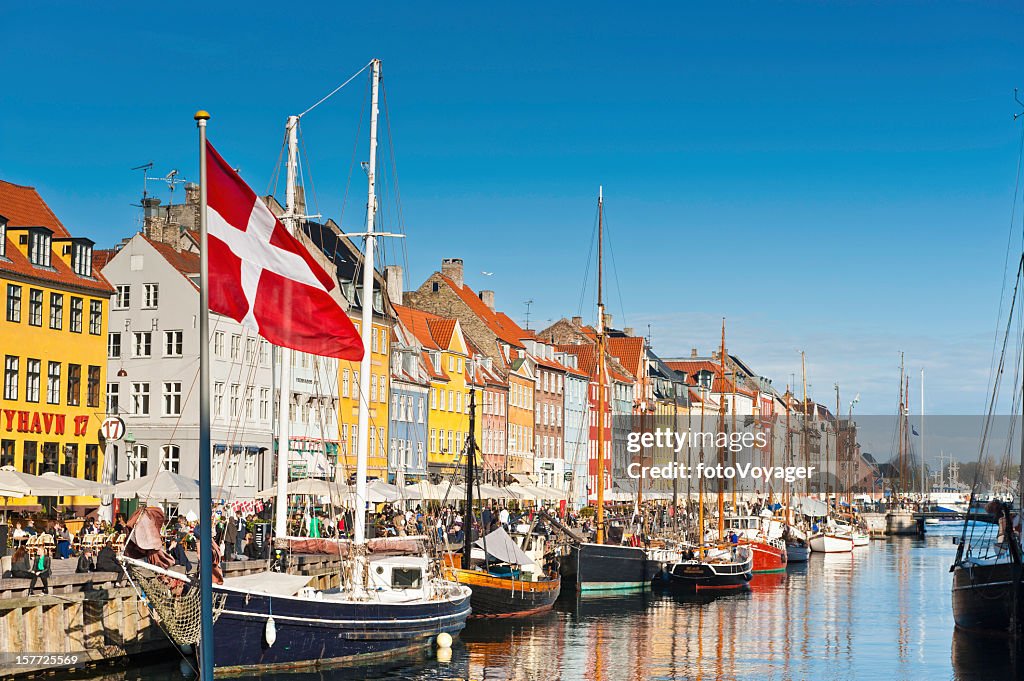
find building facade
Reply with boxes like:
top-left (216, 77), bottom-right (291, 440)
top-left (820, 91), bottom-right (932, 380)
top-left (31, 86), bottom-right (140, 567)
top-left (0, 180), bottom-right (114, 511)
top-left (101, 233), bottom-right (274, 509)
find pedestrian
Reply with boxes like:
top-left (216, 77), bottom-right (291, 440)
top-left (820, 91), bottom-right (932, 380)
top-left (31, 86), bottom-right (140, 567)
top-left (55, 522), bottom-right (72, 559)
top-left (223, 512), bottom-right (238, 559)
top-left (168, 534), bottom-right (192, 572)
top-left (76, 548), bottom-right (96, 573)
top-left (15, 545), bottom-right (51, 595)
top-left (95, 540), bottom-right (124, 579)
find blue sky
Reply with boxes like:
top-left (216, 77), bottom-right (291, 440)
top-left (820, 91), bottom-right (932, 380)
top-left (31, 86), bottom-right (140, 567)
top-left (4, 1), bottom-right (1024, 416)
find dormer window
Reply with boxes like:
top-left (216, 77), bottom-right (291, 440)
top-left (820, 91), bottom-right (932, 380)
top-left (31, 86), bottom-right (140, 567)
top-left (71, 240), bottom-right (93, 277)
top-left (0, 215), bottom-right (7, 258)
top-left (28, 228), bottom-right (52, 268)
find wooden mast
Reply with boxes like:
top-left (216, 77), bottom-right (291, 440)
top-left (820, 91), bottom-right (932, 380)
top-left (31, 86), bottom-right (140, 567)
top-left (717, 319), bottom-right (727, 541)
top-left (596, 187), bottom-right (606, 545)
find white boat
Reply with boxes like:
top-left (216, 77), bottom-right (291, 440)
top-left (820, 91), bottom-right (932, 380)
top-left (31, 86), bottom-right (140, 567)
top-left (852, 531), bottom-right (870, 547)
top-left (808, 532), bottom-right (854, 553)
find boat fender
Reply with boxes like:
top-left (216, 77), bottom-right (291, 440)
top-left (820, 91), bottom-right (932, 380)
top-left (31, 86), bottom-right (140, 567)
top-left (436, 632), bottom-right (453, 649)
top-left (265, 617), bottom-right (277, 647)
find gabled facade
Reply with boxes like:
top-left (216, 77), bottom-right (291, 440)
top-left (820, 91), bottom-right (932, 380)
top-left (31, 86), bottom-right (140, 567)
top-left (0, 180), bottom-right (115, 511)
top-left (101, 233), bottom-right (273, 511)
top-left (389, 318), bottom-right (430, 483)
top-left (393, 304), bottom-right (470, 478)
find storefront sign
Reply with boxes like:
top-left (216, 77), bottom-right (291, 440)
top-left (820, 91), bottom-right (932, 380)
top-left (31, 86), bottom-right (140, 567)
top-left (2, 409), bottom-right (91, 437)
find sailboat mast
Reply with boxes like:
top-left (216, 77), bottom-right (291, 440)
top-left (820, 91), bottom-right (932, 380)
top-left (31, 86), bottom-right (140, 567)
top-left (898, 353), bottom-right (905, 499)
top-left (717, 319), bottom-right (726, 539)
top-left (463, 389), bottom-right (476, 569)
top-left (353, 59), bottom-right (381, 548)
top-left (920, 368), bottom-right (925, 499)
top-left (275, 114), bottom-right (300, 538)
top-left (596, 186), bottom-right (606, 545)
top-left (834, 384), bottom-right (840, 515)
top-left (801, 352), bottom-right (808, 499)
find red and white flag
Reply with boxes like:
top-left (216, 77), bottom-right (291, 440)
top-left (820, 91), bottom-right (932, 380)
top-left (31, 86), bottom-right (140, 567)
top-left (205, 142), bottom-right (364, 361)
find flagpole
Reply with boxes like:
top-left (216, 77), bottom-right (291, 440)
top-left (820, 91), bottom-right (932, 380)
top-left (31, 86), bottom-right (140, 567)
top-left (194, 109), bottom-right (215, 680)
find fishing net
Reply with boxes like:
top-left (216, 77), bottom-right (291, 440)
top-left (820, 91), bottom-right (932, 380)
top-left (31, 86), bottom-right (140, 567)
top-left (127, 565), bottom-right (227, 646)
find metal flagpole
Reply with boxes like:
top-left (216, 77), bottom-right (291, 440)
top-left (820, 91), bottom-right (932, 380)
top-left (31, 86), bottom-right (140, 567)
top-left (194, 109), bottom-right (215, 680)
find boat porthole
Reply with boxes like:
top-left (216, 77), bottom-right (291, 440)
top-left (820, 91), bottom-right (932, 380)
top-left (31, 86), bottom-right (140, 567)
top-left (376, 566), bottom-right (384, 574)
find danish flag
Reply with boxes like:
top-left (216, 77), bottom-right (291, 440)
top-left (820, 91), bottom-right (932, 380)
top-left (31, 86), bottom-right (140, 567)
top-left (205, 142), bottom-right (364, 360)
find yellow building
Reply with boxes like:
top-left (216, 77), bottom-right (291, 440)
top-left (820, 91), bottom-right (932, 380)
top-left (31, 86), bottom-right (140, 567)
top-left (0, 180), bottom-right (114, 510)
top-left (392, 304), bottom-right (470, 477)
top-left (337, 314), bottom-right (391, 481)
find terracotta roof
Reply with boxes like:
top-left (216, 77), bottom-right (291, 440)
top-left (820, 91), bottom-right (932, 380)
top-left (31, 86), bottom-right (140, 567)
top-left (666, 360), bottom-right (756, 397)
top-left (0, 181), bottom-right (113, 294)
top-left (555, 343), bottom-right (635, 384)
top-left (420, 350), bottom-right (450, 381)
top-left (0, 181), bottom-right (68, 237)
top-left (142, 236), bottom-right (201, 289)
top-left (426, 318), bottom-right (457, 349)
top-left (93, 249), bottom-right (116, 272)
top-left (438, 275), bottom-right (526, 350)
top-left (606, 336), bottom-right (645, 376)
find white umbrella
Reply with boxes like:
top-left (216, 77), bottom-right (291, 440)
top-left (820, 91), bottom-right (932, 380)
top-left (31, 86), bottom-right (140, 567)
top-left (112, 469), bottom-right (200, 501)
top-left (0, 466), bottom-right (78, 496)
top-left (255, 477), bottom-right (346, 500)
top-left (39, 471), bottom-right (112, 496)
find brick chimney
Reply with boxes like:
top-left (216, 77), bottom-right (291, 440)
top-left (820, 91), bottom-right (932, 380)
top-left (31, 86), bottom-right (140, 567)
top-left (385, 265), bottom-right (403, 305)
top-left (571, 316), bottom-right (583, 327)
top-left (605, 313), bottom-right (613, 329)
top-left (691, 347), bottom-right (698, 358)
top-left (623, 327), bottom-right (635, 336)
top-left (441, 258), bottom-right (464, 288)
top-left (479, 290), bottom-right (495, 311)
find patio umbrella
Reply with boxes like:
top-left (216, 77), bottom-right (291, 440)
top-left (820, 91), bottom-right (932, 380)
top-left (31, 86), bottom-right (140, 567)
top-left (0, 465), bottom-right (79, 496)
top-left (112, 469), bottom-right (200, 502)
top-left (255, 477), bottom-right (346, 499)
top-left (39, 471), bottom-right (112, 496)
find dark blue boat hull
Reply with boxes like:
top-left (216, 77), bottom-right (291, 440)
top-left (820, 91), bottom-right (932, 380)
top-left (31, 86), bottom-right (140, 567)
top-left (211, 586), bottom-right (472, 675)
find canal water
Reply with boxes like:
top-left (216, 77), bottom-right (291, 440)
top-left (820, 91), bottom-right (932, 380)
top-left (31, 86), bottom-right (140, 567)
top-left (64, 523), bottom-right (1021, 681)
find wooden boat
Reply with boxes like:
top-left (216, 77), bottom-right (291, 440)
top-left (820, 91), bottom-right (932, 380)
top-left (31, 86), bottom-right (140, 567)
top-left (808, 531), bottom-right (854, 553)
top-left (786, 539), bottom-right (810, 562)
top-left (744, 537), bottom-right (788, 572)
top-left (653, 545), bottom-right (753, 592)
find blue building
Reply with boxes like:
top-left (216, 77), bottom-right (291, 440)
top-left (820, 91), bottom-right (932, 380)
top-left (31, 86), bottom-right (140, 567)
top-left (388, 316), bottom-right (430, 484)
top-left (557, 351), bottom-right (590, 508)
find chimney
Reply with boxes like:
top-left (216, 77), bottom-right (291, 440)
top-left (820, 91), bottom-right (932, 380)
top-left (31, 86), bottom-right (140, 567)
top-left (691, 347), bottom-right (698, 358)
top-left (605, 313), bottom-right (613, 329)
top-left (385, 265), bottom-right (403, 305)
top-left (571, 316), bottom-right (583, 327)
top-left (441, 258), bottom-right (464, 288)
top-left (479, 290), bottom-right (495, 311)
top-left (185, 183), bottom-right (200, 206)
top-left (623, 326), bottom-right (635, 337)
top-left (142, 197), bottom-right (162, 219)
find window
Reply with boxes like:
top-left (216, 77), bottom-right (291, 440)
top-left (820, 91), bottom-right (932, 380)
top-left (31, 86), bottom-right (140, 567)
top-left (46, 362), bottom-right (61, 404)
top-left (114, 284), bottom-right (130, 309)
top-left (230, 384), bottom-right (240, 417)
top-left (430, 388), bottom-right (437, 409)
top-left (260, 340), bottom-right (270, 366)
top-left (430, 429), bottom-right (436, 453)
top-left (418, 398), bottom-right (424, 423)
top-left (157, 381), bottom-right (180, 416)
top-left (62, 443), bottom-right (78, 478)
top-left (6, 284), bottom-right (21, 322)
top-left (66, 364), bottom-right (80, 406)
top-left (71, 241), bottom-right (93, 277)
top-left (27, 289), bottom-right (42, 326)
top-left (134, 331), bottom-right (152, 357)
top-left (214, 382), bottom-right (224, 417)
top-left (440, 390), bottom-right (447, 411)
top-left (25, 359), bottom-right (40, 403)
top-left (0, 439), bottom-right (13, 467)
top-left (28, 230), bottom-right (51, 267)
top-left (342, 368), bottom-right (350, 398)
top-left (48, 293), bottom-right (63, 329)
top-left (213, 331), bottom-right (224, 357)
top-left (143, 283), bottom-right (159, 308)
top-left (107, 382), bottom-right (119, 414)
top-left (244, 386), bottom-right (254, 418)
top-left (129, 444), bottom-right (149, 480)
top-left (87, 366), bottom-right (100, 407)
top-left (371, 374), bottom-right (378, 403)
top-left (160, 444), bottom-right (180, 473)
top-left (372, 329), bottom-right (379, 354)
top-left (132, 382), bottom-right (150, 416)
top-left (0, 218), bottom-right (5, 258)
top-left (245, 338), bottom-right (255, 363)
top-left (41, 442), bottom-right (58, 474)
top-left (3, 356), bottom-right (17, 400)
top-left (68, 296), bottom-right (82, 333)
top-left (260, 388), bottom-right (270, 420)
top-left (84, 445), bottom-right (99, 481)
top-left (108, 332), bottom-right (121, 359)
top-left (89, 300), bottom-right (102, 334)
top-left (230, 334), bottom-right (241, 360)
top-left (22, 441), bottom-right (37, 475)
top-left (164, 330), bottom-right (183, 357)
top-left (244, 452), bottom-right (256, 486)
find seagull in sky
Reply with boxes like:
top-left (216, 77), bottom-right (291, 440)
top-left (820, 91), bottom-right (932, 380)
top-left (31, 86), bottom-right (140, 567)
top-left (481, 271), bottom-right (494, 276)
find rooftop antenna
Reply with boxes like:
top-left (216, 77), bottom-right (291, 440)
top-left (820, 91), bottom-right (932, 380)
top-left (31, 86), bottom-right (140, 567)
top-left (524, 299), bottom-right (534, 330)
top-left (646, 323), bottom-right (653, 349)
top-left (131, 162), bottom-right (154, 202)
top-left (148, 169), bottom-right (187, 206)
top-left (1014, 88), bottom-right (1024, 120)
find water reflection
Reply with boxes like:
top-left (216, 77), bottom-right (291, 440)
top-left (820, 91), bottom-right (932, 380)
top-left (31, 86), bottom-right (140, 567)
top-left (51, 527), bottom-right (1022, 681)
